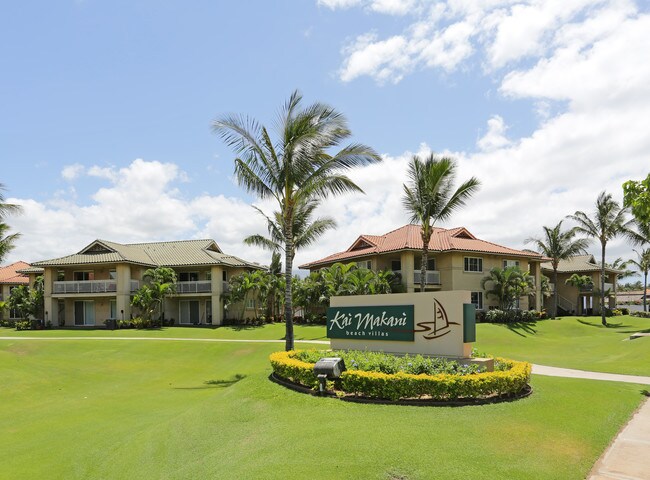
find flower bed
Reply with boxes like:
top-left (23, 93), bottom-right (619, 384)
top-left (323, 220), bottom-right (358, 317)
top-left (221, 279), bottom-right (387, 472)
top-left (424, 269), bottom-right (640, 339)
top-left (270, 350), bottom-right (531, 402)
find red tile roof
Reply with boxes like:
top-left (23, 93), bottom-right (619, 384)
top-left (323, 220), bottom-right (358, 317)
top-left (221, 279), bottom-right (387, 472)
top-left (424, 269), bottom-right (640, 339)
top-left (0, 261), bottom-right (31, 285)
top-left (300, 224), bottom-right (543, 269)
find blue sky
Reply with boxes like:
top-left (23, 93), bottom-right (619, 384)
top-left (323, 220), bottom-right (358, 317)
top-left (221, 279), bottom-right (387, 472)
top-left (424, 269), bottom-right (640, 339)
top-left (2, 0), bottom-right (649, 279)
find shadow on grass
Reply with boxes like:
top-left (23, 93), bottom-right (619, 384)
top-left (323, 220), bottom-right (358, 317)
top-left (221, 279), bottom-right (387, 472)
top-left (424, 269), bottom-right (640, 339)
top-left (173, 374), bottom-right (246, 390)
top-left (500, 321), bottom-right (538, 338)
top-left (576, 319), bottom-right (629, 329)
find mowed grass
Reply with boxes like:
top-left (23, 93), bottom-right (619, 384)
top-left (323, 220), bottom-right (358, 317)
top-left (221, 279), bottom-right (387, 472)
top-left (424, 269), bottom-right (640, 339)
top-left (475, 315), bottom-right (650, 376)
top-left (1, 336), bottom-right (646, 480)
top-left (0, 322), bottom-right (327, 341)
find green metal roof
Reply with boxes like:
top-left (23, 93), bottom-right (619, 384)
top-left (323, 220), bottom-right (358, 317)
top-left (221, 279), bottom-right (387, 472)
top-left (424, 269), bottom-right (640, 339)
top-left (32, 239), bottom-right (262, 269)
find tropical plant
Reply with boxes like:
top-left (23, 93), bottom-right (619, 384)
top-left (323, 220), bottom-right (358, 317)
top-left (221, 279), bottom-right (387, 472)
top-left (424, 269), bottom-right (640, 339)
top-left (481, 266), bottom-right (534, 311)
top-left (605, 257), bottom-right (635, 283)
top-left (6, 276), bottom-right (44, 324)
top-left (0, 184), bottom-right (23, 264)
top-left (402, 155), bottom-right (480, 292)
top-left (214, 90), bottom-right (380, 350)
top-left (525, 220), bottom-right (590, 318)
top-left (244, 198), bottom-right (336, 261)
top-left (623, 173), bottom-right (650, 224)
top-left (628, 248), bottom-right (650, 312)
top-left (132, 267), bottom-right (177, 323)
top-left (568, 191), bottom-right (637, 325)
top-left (565, 274), bottom-right (594, 316)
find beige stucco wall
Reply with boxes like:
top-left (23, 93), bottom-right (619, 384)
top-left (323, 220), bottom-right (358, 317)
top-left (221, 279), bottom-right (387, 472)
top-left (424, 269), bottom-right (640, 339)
top-left (544, 270), bottom-right (617, 314)
top-left (330, 291), bottom-right (473, 358)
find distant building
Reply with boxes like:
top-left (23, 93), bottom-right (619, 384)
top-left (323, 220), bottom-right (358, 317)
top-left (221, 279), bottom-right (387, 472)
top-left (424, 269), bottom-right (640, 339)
top-left (540, 255), bottom-right (621, 315)
top-left (32, 239), bottom-right (261, 326)
top-left (300, 224), bottom-right (546, 311)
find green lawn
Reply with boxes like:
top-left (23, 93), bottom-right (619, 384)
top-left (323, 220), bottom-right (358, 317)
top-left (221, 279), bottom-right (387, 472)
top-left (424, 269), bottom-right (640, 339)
top-left (0, 322), bottom-right (327, 341)
top-left (1, 333), bottom-right (647, 479)
top-left (475, 315), bottom-right (650, 376)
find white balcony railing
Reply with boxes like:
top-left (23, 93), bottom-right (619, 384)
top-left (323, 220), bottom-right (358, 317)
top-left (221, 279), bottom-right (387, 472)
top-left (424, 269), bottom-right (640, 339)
top-left (414, 270), bottom-right (441, 285)
top-left (176, 280), bottom-right (212, 294)
top-left (53, 280), bottom-right (139, 294)
top-left (394, 270), bottom-right (441, 285)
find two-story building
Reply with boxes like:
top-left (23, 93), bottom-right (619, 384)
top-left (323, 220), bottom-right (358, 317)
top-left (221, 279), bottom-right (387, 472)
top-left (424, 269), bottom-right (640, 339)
top-left (541, 255), bottom-right (620, 315)
top-left (299, 224), bottom-right (546, 311)
top-left (32, 239), bottom-right (261, 327)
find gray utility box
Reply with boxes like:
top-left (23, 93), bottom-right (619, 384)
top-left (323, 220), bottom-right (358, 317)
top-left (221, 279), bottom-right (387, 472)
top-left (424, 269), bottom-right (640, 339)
top-left (313, 357), bottom-right (346, 379)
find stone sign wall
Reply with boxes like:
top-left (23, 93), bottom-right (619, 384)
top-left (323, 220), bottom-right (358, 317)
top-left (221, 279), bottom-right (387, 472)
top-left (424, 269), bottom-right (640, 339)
top-left (328, 291), bottom-right (474, 358)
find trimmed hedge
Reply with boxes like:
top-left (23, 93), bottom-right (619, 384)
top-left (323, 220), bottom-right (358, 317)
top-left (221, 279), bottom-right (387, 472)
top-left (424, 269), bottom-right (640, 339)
top-left (270, 350), bottom-right (531, 402)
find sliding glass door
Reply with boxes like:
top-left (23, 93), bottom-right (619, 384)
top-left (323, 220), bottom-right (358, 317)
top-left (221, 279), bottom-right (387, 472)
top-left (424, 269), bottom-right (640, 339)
top-left (74, 301), bottom-right (95, 326)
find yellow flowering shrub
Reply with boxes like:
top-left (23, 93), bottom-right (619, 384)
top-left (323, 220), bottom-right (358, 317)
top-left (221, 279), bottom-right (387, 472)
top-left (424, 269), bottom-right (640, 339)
top-left (269, 350), bottom-right (531, 401)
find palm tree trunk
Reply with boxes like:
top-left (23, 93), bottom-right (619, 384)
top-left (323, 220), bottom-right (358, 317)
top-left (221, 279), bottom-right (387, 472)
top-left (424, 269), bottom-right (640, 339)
top-left (643, 270), bottom-right (648, 312)
top-left (420, 247), bottom-right (427, 293)
top-left (553, 269), bottom-right (558, 318)
top-left (284, 223), bottom-right (294, 351)
top-left (601, 242), bottom-right (607, 326)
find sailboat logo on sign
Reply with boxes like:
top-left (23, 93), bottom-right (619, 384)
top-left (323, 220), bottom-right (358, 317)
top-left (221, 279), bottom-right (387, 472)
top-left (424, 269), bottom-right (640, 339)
top-left (413, 299), bottom-right (460, 340)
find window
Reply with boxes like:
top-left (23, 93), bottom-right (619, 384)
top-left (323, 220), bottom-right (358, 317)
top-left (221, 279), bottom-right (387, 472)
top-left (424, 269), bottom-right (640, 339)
top-left (471, 292), bottom-right (483, 310)
top-left (206, 271), bottom-right (212, 281)
top-left (109, 270), bottom-right (117, 279)
top-left (109, 300), bottom-right (117, 319)
top-left (179, 272), bottom-right (199, 282)
top-left (57, 270), bottom-right (65, 281)
top-left (503, 260), bottom-right (520, 269)
top-left (356, 260), bottom-right (372, 270)
top-left (416, 258), bottom-right (436, 270)
top-left (246, 299), bottom-right (255, 309)
top-left (464, 257), bottom-right (483, 272)
top-left (73, 271), bottom-right (94, 281)
top-left (222, 270), bottom-right (228, 281)
top-left (391, 260), bottom-right (401, 271)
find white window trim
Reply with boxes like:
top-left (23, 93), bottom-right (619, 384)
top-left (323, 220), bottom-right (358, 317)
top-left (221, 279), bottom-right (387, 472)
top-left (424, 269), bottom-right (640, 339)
top-left (464, 257), bottom-right (483, 273)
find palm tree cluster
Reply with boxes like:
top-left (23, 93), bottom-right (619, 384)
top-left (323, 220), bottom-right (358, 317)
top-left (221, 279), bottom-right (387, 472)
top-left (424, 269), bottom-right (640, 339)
top-left (131, 267), bottom-right (177, 324)
top-left (529, 190), bottom-right (646, 325)
top-left (481, 266), bottom-right (535, 311)
top-left (223, 262), bottom-right (396, 324)
top-left (214, 90), bottom-right (381, 350)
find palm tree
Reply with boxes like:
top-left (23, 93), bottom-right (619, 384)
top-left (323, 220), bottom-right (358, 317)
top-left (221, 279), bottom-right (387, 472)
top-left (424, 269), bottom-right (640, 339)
top-left (568, 192), bottom-right (637, 326)
top-left (402, 155), bottom-right (480, 292)
top-left (525, 221), bottom-right (590, 318)
top-left (565, 273), bottom-right (594, 315)
top-left (141, 267), bottom-right (177, 324)
top-left (481, 266), bottom-right (532, 310)
top-left (0, 184), bottom-right (23, 264)
top-left (214, 90), bottom-right (380, 350)
top-left (628, 248), bottom-right (650, 312)
top-left (244, 198), bottom-right (336, 262)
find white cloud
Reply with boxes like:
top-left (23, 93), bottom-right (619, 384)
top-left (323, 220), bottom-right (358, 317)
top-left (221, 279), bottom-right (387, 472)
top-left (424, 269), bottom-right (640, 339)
top-left (477, 115), bottom-right (510, 152)
top-left (61, 164), bottom-right (85, 181)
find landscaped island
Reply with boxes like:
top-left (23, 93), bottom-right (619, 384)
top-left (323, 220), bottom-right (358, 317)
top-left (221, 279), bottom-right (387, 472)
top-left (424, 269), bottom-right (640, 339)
top-left (270, 349), bottom-right (531, 403)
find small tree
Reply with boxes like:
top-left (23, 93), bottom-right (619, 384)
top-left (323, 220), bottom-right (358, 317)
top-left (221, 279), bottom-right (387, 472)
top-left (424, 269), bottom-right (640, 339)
top-left (623, 173), bottom-right (650, 225)
top-left (132, 267), bottom-right (177, 324)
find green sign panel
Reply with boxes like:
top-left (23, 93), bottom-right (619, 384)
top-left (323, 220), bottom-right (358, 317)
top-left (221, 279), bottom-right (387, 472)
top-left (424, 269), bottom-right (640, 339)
top-left (327, 305), bottom-right (414, 341)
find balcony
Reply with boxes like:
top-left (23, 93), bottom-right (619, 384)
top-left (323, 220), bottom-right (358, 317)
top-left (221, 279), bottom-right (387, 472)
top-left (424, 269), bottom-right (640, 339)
top-left (53, 280), bottom-right (139, 294)
top-left (176, 280), bottom-right (212, 294)
top-left (394, 270), bottom-right (441, 286)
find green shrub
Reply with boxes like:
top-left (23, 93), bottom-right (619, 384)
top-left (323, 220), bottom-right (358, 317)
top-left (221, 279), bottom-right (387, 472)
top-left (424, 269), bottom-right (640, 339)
top-left (631, 310), bottom-right (650, 318)
top-left (270, 350), bottom-right (531, 401)
top-left (484, 309), bottom-right (543, 323)
top-left (620, 307), bottom-right (630, 315)
top-left (296, 350), bottom-right (484, 376)
top-left (15, 320), bottom-right (31, 331)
